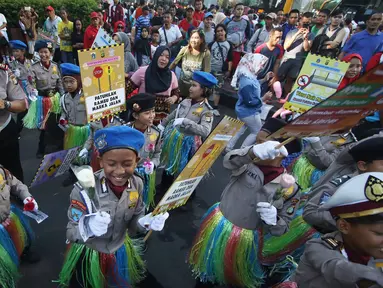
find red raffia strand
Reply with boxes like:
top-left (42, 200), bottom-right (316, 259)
top-left (99, 253), bottom-right (109, 279)
top-left (223, 225), bottom-right (242, 286)
top-left (42, 97), bottom-right (52, 130)
top-left (4, 220), bottom-right (23, 256)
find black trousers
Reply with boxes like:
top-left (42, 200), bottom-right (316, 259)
top-left (38, 113), bottom-right (64, 153)
top-left (0, 118), bottom-right (24, 182)
top-left (16, 110), bottom-right (27, 134)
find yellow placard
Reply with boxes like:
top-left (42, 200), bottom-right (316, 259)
top-left (153, 116), bottom-right (244, 214)
top-left (283, 54), bottom-right (349, 114)
top-left (78, 45), bottom-right (126, 122)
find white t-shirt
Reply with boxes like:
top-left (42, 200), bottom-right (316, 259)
top-left (43, 16), bottom-right (62, 44)
top-left (159, 25), bottom-right (182, 46)
top-left (0, 13), bottom-right (8, 41)
top-left (342, 27), bottom-right (350, 47)
top-left (151, 44), bottom-right (159, 58)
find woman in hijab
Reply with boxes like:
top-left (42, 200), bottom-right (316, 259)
top-left (224, 53), bottom-right (269, 154)
top-left (214, 11), bottom-right (227, 25)
top-left (113, 20), bottom-right (125, 33)
top-left (134, 26), bottom-right (151, 66)
top-left (337, 53), bottom-right (363, 91)
top-left (112, 32), bottom-right (138, 77)
top-left (126, 46), bottom-right (180, 124)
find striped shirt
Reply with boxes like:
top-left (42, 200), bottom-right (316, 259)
top-left (135, 15), bottom-right (150, 39)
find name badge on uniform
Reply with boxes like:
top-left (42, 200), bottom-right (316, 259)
top-left (205, 112), bottom-right (213, 123)
top-left (52, 66), bottom-right (58, 75)
top-left (101, 177), bottom-right (108, 194)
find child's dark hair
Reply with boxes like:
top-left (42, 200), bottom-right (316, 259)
top-left (151, 28), bottom-right (159, 35)
top-left (214, 24), bottom-right (227, 40)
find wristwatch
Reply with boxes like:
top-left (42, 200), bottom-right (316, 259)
top-left (4, 100), bottom-right (11, 110)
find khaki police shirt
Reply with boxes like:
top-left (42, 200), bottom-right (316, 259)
top-left (220, 146), bottom-right (300, 235)
top-left (292, 231), bottom-right (383, 288)
top-left (0, 166), bottom-right (31, 223)
top-left (60, 90), bottom-right (87, 126)
top-left (66, 170), bottom-right (145, 254)
top-left (161, 98), bottom-right (214, 139)
top-left (32, 61), bottom-right (64, 95)
top-left (127, 122), bottom-right (162, 168)
top-left (0, 67), bottom-right (26, 126)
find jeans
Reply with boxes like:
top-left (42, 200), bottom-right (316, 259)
top-left (226, 113), bottom-right (262, 151)
top-left (60, 51), bottom-right (74, 64)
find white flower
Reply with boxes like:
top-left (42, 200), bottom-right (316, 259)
top-left (72, 165), bottom-right (95, 189)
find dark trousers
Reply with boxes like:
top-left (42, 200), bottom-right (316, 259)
top-left (38, 113), bottom-right (64, 153)
top-left (16, 110), bottom-right (27, 135)
top-left (0, 118), bottom-right (24, 182)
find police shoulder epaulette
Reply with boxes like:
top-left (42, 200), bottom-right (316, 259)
top-left (330, 175), bottom-right (352, 187)
top-left (151, 124), bottom-right (161, 134)
top-left (74, 182), bottom-right (83, 190)
top-left (51, 60), bottom-right (58, 66)
top-left (32, 61), bottom-right (39, 66)
top-left (0, 63), bottom-right (8, 71)
top-left (321, 236), bottom-right (341, 250)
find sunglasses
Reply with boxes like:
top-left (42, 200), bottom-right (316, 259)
top-left (118, 26), bottom-right (123, 28)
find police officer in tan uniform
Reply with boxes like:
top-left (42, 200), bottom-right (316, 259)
top-left (8, 40), bottom-right (36, 135)
top-left (32, 40), bottom-right (64, 158)
top-left (293, 172), bottom-right (383, 288)
top-left (0, 63), bottom-right (27, 181)
top-left (303, 135), bottom-right (383, 234)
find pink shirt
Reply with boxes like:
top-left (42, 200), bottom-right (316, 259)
top-left (130, 66), bottom-right (178, 96)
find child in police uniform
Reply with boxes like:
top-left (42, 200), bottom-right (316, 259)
top-left (126, 93), bottom-right (161, 208)
top-left (303, 134), bottom-right (383, 234)
top-left (58, 126), bottom-right (169, 288)
top-left (293, 172), bottom-right (383, 287)
top-left (189, 118), bottom-right (303, 287)
top-left (0, 164), bottom-right (40, 288)
top-left (159, 71), bottom-right (217, 191)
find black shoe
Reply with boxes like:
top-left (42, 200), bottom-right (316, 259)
top-left (21, 248), bottom-right (41, 264)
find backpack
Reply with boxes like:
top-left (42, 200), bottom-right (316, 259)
top-left (310, 26), bottom-right (342, 58)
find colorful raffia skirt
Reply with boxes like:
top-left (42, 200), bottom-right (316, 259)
top-left (57, 236), bottom-right (146, 288)
top-left (64, 124), bottom-right (90, 150)
top-left (22, 94), bottom-right (61, 130)
top-left (189, 198), bottom-right (319, 287)
top-left (160, 122), bottom-right (202, 176)
top-left (0, 205), bottom-right (34, 288)
top-left (136, 167), bottom-right (156, 208)
top-left (292, 156), bottom-right (326, 190)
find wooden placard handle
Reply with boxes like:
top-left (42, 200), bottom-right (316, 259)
top-left (252, 137), bottom-right (296, 162)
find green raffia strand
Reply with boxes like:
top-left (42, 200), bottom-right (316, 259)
top-left (22, 100), bottom-right (38, 129)
top-left (160, 121), bottom-right (184, 175)
top-left (57, 244), bottom-right (104, 288)
top-left (148, 171), bottom-right (156, 208)
top-left (64, 125), bottom-right (90, 150)
top-left (168, 132), bottom-right (184, 175)
top-left (292, 156), bottom-right (316, 190)
top-left (51, 93), bottom-right (62, 114)
top-left (11, 213), bottom-right (27, 249)
top-left (0, 244), bottom-right (20, 288)
top-left (262, 216), bottom-right (312, 257)
top-left (125, 237), bottom-right (146, 285)
top-left (213, 220), bottom-right (232, 284)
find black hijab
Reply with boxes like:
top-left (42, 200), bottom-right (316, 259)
top-left (145, 46), bottom-right (172, 94)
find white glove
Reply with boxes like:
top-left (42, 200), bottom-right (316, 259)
top-left (88, 211), bottom-right (111, 237)
top-left (23, 197), bottom-right (39, 211)
top-left (304, 137), bottom-right (320, 143)
top-left (173, 118), bottom-right (185, 127)
top-left (138, 212), bottom-right (169, 231)
top-left (14, 69), bottom-right (21, 78)
top-left (252, 141), bottom-right (288, 160)
top-left (256, 202), bottom-right (277, 226)
top-left (79, 148), bottom-right (89, 159)
top-left (157, 123), bottom-right (165, 133)
top-left (144, 161), bottom-right (154, 175)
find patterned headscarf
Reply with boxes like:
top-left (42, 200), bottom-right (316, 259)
top-left (231, 53), bottom-right (269, 87)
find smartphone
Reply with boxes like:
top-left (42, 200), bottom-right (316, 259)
top-left (302, 23), bottom-right (310, 29)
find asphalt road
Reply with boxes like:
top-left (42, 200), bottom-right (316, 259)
top-left (17, 105), bottom-right (243, 288)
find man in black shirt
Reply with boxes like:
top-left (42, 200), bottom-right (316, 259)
top-left (151, 5), bottom-right (164, 29)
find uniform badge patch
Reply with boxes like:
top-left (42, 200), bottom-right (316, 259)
top-left (320, 192), bottom-right (332, 205)
top-left (70, 206), bottom-right (84, 222)
top-left (128, 191), bottom-right (139, 208)
top-left (365, 175), bottom-right (383, 202)
top-left (71, 199), bottom-right (87, 211)
top-left (286, 206), bottom-right (295, 215)
top-left (95, 134), bottom-right (107, 150)
top-left (330, 175), bottom-right (351, 187)
top-left (149, 134), bottom-right (158, 142)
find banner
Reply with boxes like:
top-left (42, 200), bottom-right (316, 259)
top-left (283, 54), bottom-right (349, 113)
top-left (91, 27), bottom-right (116, 48)
top-left (78, 44), bottom-right (126, 122)
top-left (270, 64), bottom-right (383, 139)
top-left (153, 116), bottom-right (244, 214)
top-left (30, 147), bottom-right (82, 188)
top-left (37, 29), bottom-right (59, 49)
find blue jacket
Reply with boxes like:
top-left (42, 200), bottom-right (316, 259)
top-left (235, 76), bottom-right (262, 119)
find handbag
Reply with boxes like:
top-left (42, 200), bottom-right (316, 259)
top-left (216, 41), bottom-right (228, 72)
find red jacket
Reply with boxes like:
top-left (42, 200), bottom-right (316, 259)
top-left (84, 25), bottom-right (99, 49)
top-left (110, 3), bottom-right (124, 28)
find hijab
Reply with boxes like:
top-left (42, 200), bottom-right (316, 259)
top-left (134, 26), bottom-right (151, 56)
top-left (145, 46), bottom-right (172, 94)
top-left (337, 53), bottom-right (363, 91)
top-left (214, 12), bottom-right (227, 25)
top-left (113, 32), bottom-right (131, 52)
top-left (231, 53), bottom-right (269, 87)
top-left (114, 20), bottom-right (125, 33)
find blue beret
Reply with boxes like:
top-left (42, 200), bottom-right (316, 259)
top-left (192, 71), bottom-right (218, 88)
top-left (94, 125), bottom-right (145, 155)
top-left (9, 40), bottom-right (27, 50)
top-left (34, 40), bottom-right (53, 51)
top-left (61, 63), bottom-right (81, 76)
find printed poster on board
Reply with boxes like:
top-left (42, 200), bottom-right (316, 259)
top-left (78, 44), bottom-right (126, 122)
